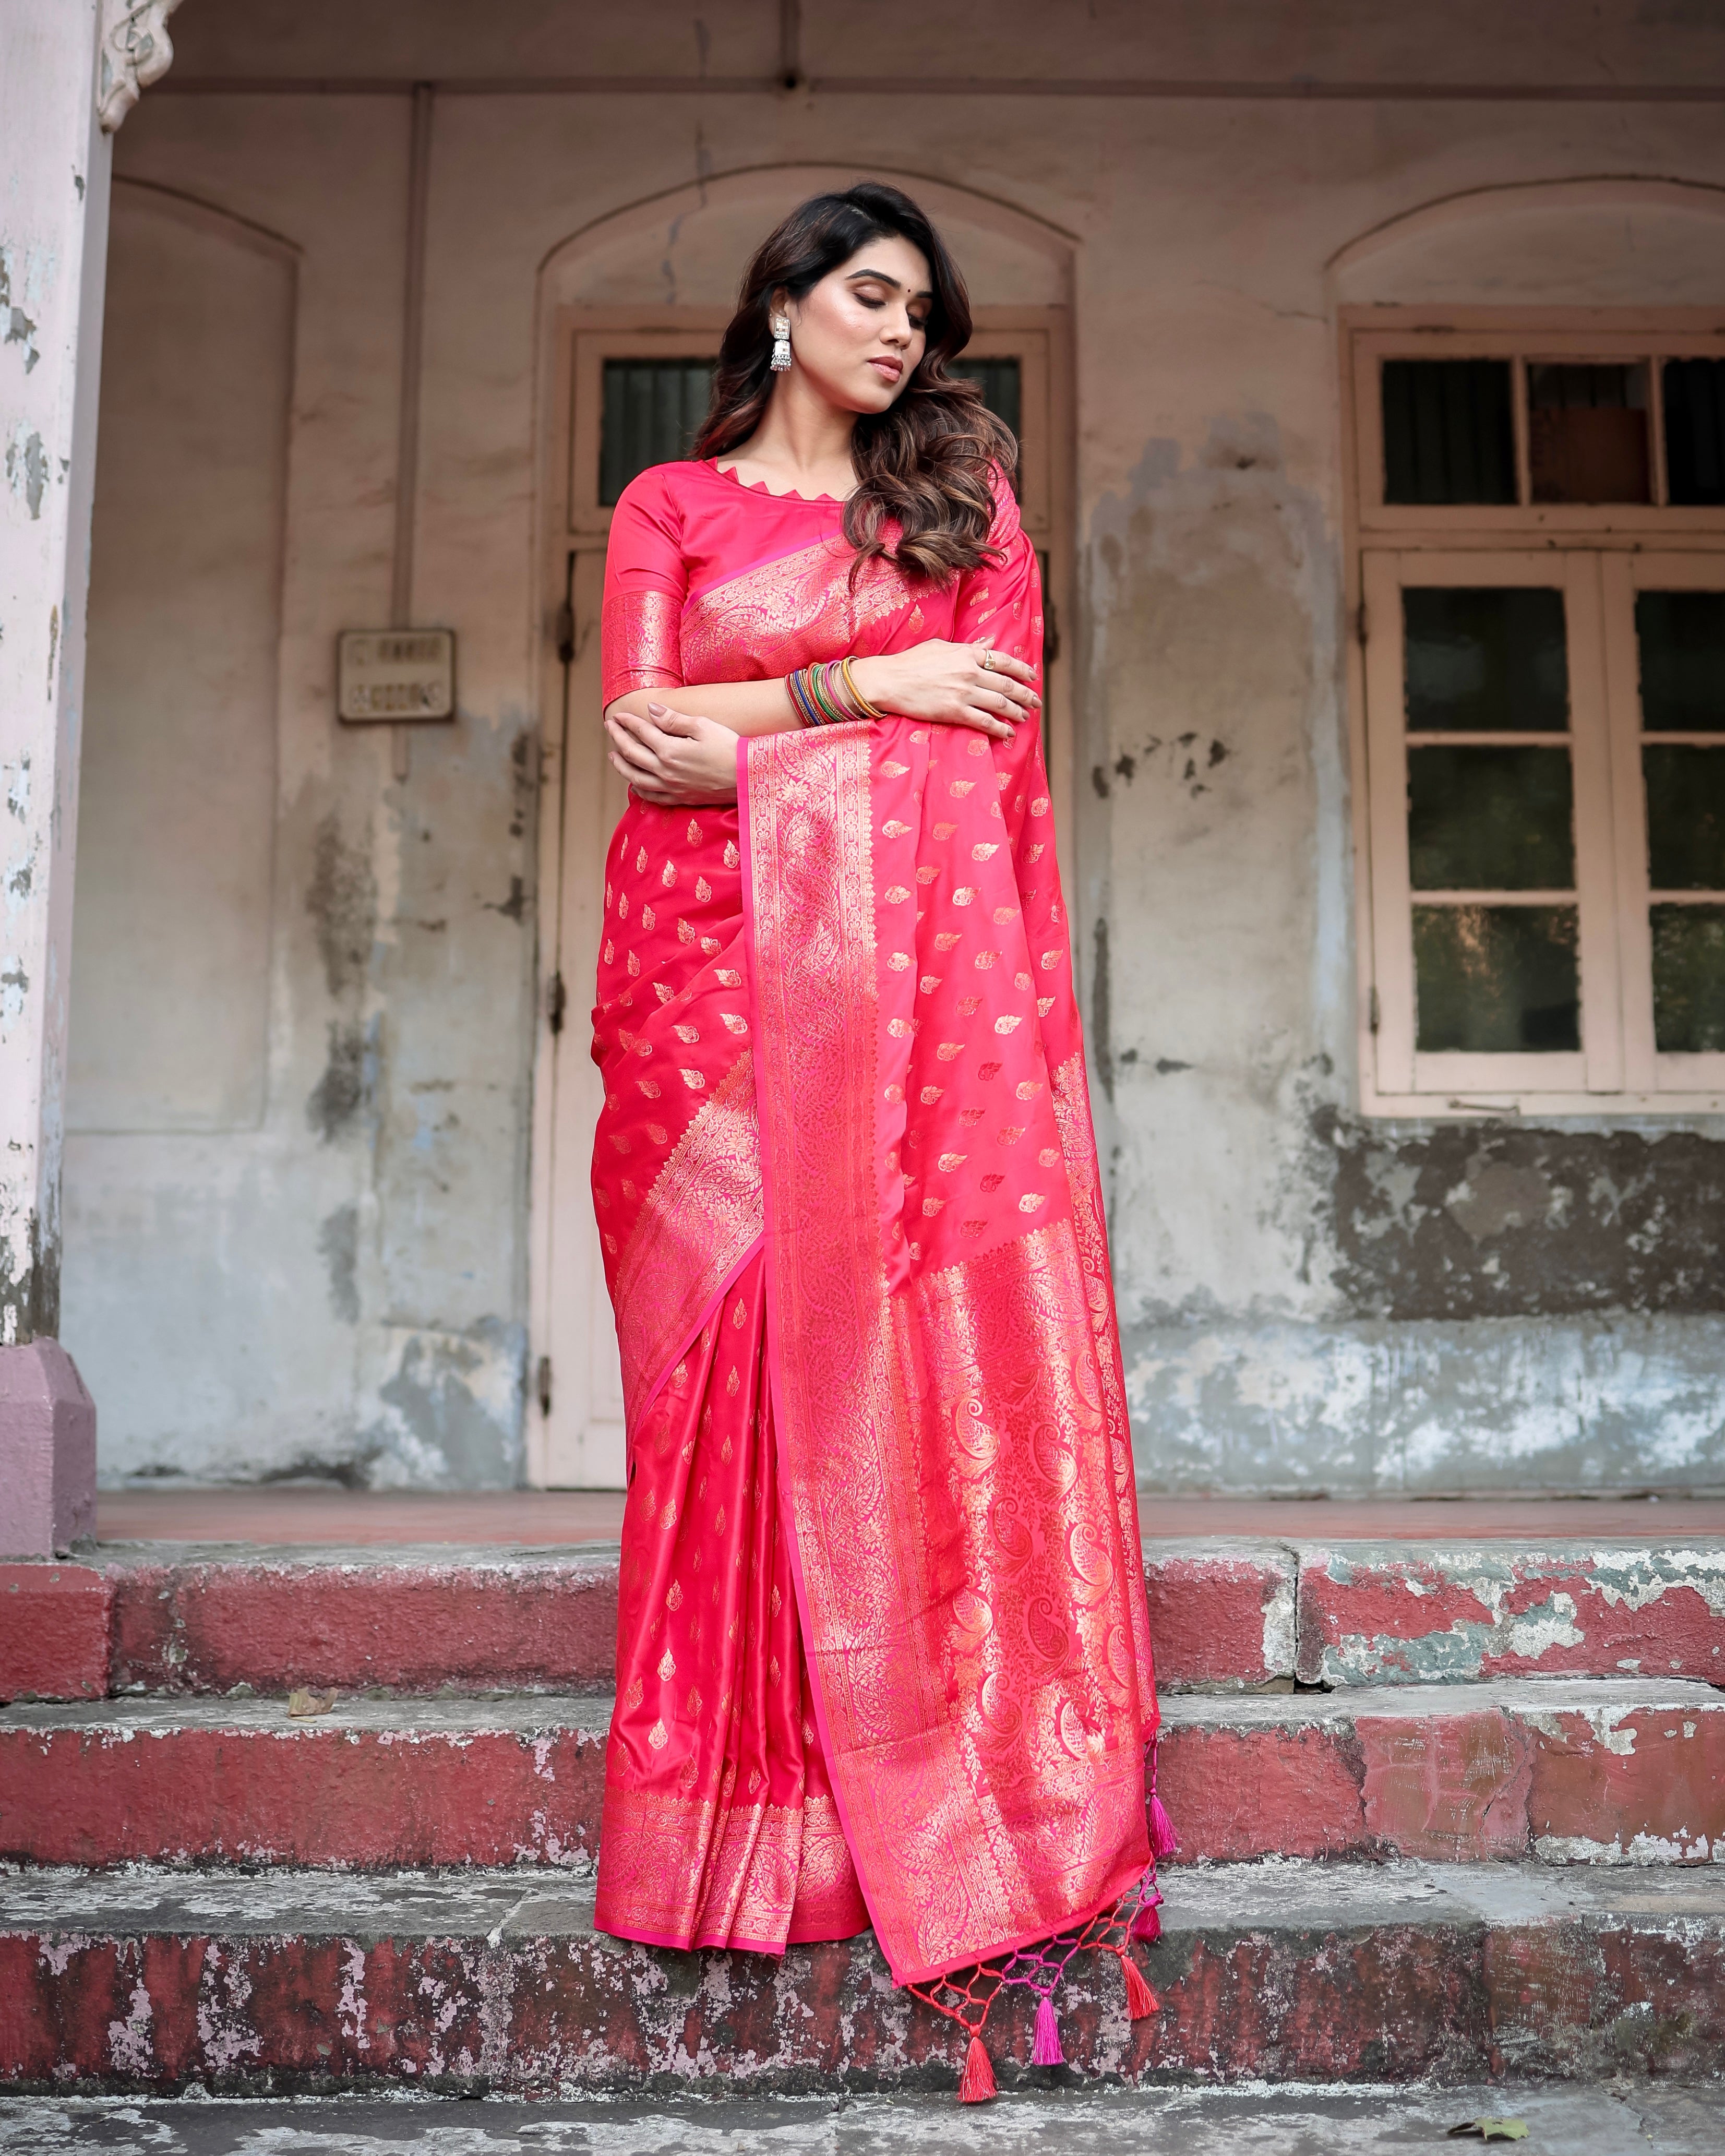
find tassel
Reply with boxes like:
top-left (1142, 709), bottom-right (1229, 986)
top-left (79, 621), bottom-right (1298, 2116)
top-left (1031, 1992), bottom-right (1064, 2067)
top-left (1130, 1900), bottom-right (1161, 1944)
top-left (1121, 1951), bottom-right (1159, 2021)
top-left (1148, 1795), bottom-right (1178, 1858)
top-left (957, 2031), bottom-right (997, 2103)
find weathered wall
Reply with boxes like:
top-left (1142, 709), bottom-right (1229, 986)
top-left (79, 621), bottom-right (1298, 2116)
top-left (62, 0), bottom-right (1725, 1490)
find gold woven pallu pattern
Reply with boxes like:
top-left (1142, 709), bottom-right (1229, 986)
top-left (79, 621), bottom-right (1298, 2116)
top-left (744, 722), bottom-right (1152, 1985)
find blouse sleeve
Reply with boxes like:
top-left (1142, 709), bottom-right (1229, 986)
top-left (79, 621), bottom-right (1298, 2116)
top-left (601, 467), bottom-right (689, 707)
top-left (953, 465), bottom-right (1043, 685)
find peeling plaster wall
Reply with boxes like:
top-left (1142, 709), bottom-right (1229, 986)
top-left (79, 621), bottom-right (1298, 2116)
top-left (58, 0), bottom-right (1725, 1490)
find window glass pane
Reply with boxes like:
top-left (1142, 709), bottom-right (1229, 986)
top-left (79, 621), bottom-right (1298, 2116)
top-left (1663, 358), bottom-right (1725, 508)
top-left (1403, 586), bottom-right (1568, 733)
top-left (1382, 360), bottom-right (1516, 506)
top-left (1644, 746), bottom-right (1725, 891)
top-left (952, 356), bottom-right (1022, 440)
top-left (1636, 591), bottom-right (1725, 733)
top-left (1527, 362), bottom-right (1650, 504)
top-left (1408, 746), bottom-right (1575, 890)
top-left (1413, 904), bottom-right (1580, 1052)
top-left (600, 358), bottom-right (715, 506)
top-left (1651, 905), bottom-right (1725, 1052)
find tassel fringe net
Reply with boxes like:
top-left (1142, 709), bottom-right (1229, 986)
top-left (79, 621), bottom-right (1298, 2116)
top-left (906, 1794), bottom-right (1171, 2103)
top-left (906, 1753), bottom-right (1176, 2101)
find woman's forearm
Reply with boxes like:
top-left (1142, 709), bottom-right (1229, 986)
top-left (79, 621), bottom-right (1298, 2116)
top-left (604, 680), bottom-right (799, 739)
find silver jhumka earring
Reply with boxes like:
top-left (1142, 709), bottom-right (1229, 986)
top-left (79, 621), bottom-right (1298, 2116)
top-left (770, 314), bottom-right (793, 372)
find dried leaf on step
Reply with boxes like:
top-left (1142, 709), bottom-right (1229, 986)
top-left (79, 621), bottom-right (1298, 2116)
top-left (1447, 2123), bottom-right (1529, 2142)
top-left (287, 1687), bottom-right (337, 1717)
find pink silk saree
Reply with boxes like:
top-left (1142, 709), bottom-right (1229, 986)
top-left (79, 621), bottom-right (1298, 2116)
top-left (590, 457), bottom-right (1158, 1986)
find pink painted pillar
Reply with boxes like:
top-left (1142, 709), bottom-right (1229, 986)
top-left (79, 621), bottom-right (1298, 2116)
top-left (0, 1343), bottom-right (96, 1555)
top-left (0, 3), bottom-right (179, 1554)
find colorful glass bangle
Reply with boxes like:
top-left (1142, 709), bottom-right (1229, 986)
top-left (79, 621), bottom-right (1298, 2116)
top-left (786, 667), bottom-right (823, 727)
top-left (807, 663), bottom-right (850, 726)
top-left (840, 658), bottom-right (884, 721)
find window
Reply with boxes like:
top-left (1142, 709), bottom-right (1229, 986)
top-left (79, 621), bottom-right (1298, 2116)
top-left (598, 358), bottom-right (714, 504)
top-left (584, 349), bottom-right (1029, 514)
top-left (1346, 315), bottom-right (1725, 1113)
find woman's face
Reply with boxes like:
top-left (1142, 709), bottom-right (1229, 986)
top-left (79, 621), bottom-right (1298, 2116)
top-left (780, 234), bottom-right (933, 415)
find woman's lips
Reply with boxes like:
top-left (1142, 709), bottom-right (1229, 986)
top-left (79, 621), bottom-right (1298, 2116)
top-left (869, 356), bottom-right (904, 382)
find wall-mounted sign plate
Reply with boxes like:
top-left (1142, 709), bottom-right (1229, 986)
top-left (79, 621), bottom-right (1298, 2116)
top-left (337, 629), bottom-right (456, 723)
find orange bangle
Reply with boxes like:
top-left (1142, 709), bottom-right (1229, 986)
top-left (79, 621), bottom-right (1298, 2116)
top-left (840, 657), bottom-right (884, 721)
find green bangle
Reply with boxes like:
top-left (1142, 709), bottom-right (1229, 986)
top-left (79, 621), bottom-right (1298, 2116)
top-left (808, 664), bottom-right (848, 726)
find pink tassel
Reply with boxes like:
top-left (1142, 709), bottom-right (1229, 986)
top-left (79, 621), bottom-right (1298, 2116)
top-left (1131, 1900), bottom-right (1161, 1944)
top-left (1148, 1794), bottom-right (1178, 1859)
top-left (1031, 1992), bottom-right (1064, 2066)
top-left (957, 2031), bottom-right (997, 2103)
top-left (1121, 1951), bottom-right (1159, 2021)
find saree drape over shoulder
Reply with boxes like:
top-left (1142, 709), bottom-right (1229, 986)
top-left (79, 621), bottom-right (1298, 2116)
top-left (590, 458), bottom-right (1158, 1986)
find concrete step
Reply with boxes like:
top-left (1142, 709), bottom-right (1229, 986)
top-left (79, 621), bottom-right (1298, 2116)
top-left (0, 1694), bottom-right (609, 1869)
top-left (1160, 1675), bottom-right (1725, 1864)
top-left (7, 1534), bottom-right (1722, 1704)
top-left (2, 1859), bottom-right (1721, 2092)
top-left (4, 1678), bottom-right (1719, 1872)
top-left (7, 2085), bottom-right (1724, 2155)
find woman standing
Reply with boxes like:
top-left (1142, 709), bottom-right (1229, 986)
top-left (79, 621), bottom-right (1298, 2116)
top-left (592, 183), bottom-right (1168, 2091)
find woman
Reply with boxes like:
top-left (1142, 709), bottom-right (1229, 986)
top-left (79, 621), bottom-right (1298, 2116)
top-left (591, 183), bottom-right (1169, 2093)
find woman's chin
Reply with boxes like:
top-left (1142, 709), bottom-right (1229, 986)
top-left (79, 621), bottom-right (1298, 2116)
top-left (810, 374), bottom-right (900, 417)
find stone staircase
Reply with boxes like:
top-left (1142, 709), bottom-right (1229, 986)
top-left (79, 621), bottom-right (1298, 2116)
top-left (2, 1530), bottom-right (1722, 2094)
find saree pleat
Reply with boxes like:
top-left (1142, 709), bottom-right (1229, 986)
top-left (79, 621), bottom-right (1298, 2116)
top-left (591, 457), bottom-right (1156, 1981)
top-left (595, 1247), bottom-right (868, 1952)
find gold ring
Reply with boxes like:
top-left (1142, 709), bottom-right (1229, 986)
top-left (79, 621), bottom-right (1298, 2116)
top-left (978, 646), bottom-right (996, 671)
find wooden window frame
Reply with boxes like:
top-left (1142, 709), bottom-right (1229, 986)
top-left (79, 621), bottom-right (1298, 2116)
top-left (1343, 307), bottom-right (1725, 1119)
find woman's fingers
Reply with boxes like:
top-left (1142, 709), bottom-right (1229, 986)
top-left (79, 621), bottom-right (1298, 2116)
top-left (973, 670), bottom-right (1038, 712)
top-left (605, 727), bottom-right (665, 785)
top-left (963, 687), bottom-right (1023, 723)
top-left (980, 649), bottom-right (1039, 688)
top-left (607, 708), bottom-right (667, 761)
top-left (645, 701), bottom-right (704, 737)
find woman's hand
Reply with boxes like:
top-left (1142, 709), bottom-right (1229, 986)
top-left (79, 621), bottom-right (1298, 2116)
top-left (605, 702), bottom-right (740, 807)
top-left (848, 640), bottom-right (1040, 741)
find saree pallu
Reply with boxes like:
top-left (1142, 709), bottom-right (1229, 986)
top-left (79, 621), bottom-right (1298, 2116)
top-left (591, 459), bottom-right (1157, 1984)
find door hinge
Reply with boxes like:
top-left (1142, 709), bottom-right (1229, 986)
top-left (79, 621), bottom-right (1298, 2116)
top-left (1369, 985), bottom-right (1381, 1033)
top-left (536, 1354), bottom-right (552, 1417)
top-left (547, 970), bottom-right (567, 1035)
top-left (554, 602), bottom-right (576, 667)
top-left (1355, 600), bottom-right (1370, 647)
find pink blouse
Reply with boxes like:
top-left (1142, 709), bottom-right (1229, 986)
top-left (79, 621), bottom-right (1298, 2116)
top-left (601, 458), bottom-right (935, 707)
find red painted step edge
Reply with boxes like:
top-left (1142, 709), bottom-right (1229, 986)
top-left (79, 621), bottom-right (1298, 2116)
top-left (1157, 1696), bottom-right (1725, 1864)
top-left (3, 1543), bottom-right (1291, 1702)
top-left (1, 1912), bottom-right (1720, 2090)
top-left (109, 1555), bottom-right (622, 1699)
top-left (0, 1566), bottom-right (111, 1702)
top-left (3, 1687), bottom-right (1719, 1871)
top-left (0, 1720), bottom-right (605, 1870)
top-left (1295, 1542), bottom-right (1725, 1687)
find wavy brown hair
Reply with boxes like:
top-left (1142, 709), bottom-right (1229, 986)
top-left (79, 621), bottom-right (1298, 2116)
top-left (691, 183), bottom-right (1016, 583)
